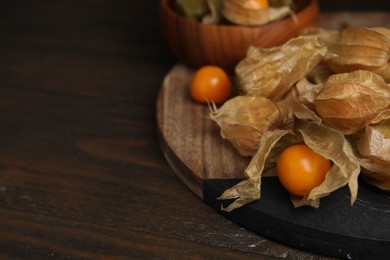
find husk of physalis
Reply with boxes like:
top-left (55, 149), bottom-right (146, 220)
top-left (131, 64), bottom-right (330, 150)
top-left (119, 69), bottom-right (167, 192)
top-left (222, 0), bottom-right (292, 26)
top-left (315, 70), bottom-right (390, 135)
top-left (210, 95), bottom-right (294, 157)
top-left (292, 123), bottom-right (360, 208)
top-left (202, 0), bottom-right (224, 24)
top-left (236, 35), bottom-right (327, 101)
top-left (173, 0), bottom-right (210, 20)
top-left (217, 129), bottom-right (295, 211)
top-left (218, 122), bottom-right (360, 211)
top-left (324, 27), bottom-right (390, 82)
top-left (213, 26), bottom-right (390, 211)
top-left (279, 77), bottom-right (323, 123)
top-left (354, 120), bottom-right (390, 190)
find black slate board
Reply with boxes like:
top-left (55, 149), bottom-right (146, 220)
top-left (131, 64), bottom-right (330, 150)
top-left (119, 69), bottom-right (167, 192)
top-left (204, 177), bottom-right (390, 259)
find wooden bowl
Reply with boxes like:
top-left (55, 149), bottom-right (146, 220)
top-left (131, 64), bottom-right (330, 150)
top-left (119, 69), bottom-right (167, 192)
top-left (160, 0), bottom-right (319, 72)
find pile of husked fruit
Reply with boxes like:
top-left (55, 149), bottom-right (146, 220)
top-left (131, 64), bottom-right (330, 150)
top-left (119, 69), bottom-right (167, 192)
top-left (190, 26), bottom-right (390, 210)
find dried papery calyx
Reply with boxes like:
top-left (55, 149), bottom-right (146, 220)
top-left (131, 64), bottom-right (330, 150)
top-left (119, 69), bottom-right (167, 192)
top-left (357, 120), bottom-right (390, 162)
top-left (210, 95), bottom-right (294, 157)
top-left (324, 27), bottom-right (390, 82)
top-left (222, 0), bottom-right (291, 26)
top-left (304, 27), bottom-right (339, 42)
top-left (370, 27), bottom-right (390, 41)
top-left (217, 129), bottom-right (293, 211)
top-left (218, 123), bottom-right (360, 211)
top-left (295, 123), bottom-right (360, 207)
top-left (306, 64), bottom-right (334, 84)
top-left (295, 77), bottom-right (323, 108)
top-left (236, 35), bottom-right (327, 101)
top-left (356, 120), bottom-right (390, 189)
top-left (202, 0), bottom-right (223, 24)
top-left (279, 78), bottom-right (323, 123)
top-left (359, 158), bottom-right (390, 190)
top-left (174, 0), bottom-right (210, 20)
top-left (315, 70), bottom-right (390, 135)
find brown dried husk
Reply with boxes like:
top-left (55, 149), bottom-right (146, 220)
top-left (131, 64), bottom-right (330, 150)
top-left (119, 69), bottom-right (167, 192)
top-left (295, 123), bottom-right (360, 207)
top-left (210, 95), bottom-right (294, 156)
top-left (315, 70), bottom-right (390, 135)
top-left (202, 0), bottom-right (223, 24)
top-left (355, 120), bottom-right (390, 189)
top-left (222, 0), bottom-right (291, 26)
top-left (279, 77), bottom-right (323, 123)
top-left (305, 64), bottom-right (334, 84)
top-left (218, 129), bottom-right (294, 211)
top-left (218, 123), bottom-right (360, 211)
top-left (236, 35), bottom-right (327, 100)
top-left (213, 26), bottom-right (390, 211)
top-left (174, 0), bottom-right (210, 20)
top-left (324, 27), bottom-right (390, 82)
top-left (304, 27), bottom-right (339, 42)
top-left (358, 158), bottom-right (390, 190)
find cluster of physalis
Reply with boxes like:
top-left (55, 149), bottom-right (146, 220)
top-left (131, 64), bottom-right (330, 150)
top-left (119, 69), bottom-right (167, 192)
top-left (202, 26), bottom-right (390, 211)
top-left (173, 0), bottom-right (295, 26)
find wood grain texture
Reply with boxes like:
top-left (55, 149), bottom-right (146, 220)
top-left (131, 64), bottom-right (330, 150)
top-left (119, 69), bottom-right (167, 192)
top-left (1, 1), bottom-right (324, 259)
top-left (157, 64), bottom-right (249, 198)
top-left (0, 208), bottom-right (269, 259)
top-left (0, 0), bottom-right (389, 259)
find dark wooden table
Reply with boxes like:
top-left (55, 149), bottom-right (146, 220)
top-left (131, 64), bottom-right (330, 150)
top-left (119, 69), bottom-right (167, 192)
top-left (0, 1), bottom-right (389, 259)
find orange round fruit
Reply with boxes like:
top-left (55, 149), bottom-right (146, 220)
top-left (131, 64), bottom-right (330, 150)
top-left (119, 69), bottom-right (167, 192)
top-left (190, 66), bottom-right (231, 104)
top-left (276, 144), bottom-right (331, 196)
top-left (245, 0), bottom-right (269, 9)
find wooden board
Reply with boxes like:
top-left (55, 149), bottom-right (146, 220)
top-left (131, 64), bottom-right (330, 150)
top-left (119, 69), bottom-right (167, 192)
top-left (157, 64), bottom-right (250, 198)
top-left (157, 64), bottom-right (390, 259)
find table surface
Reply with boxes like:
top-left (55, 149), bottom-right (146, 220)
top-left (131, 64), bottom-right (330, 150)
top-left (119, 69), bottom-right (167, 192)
top-left (1, 1), bottom-right (389, 259)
